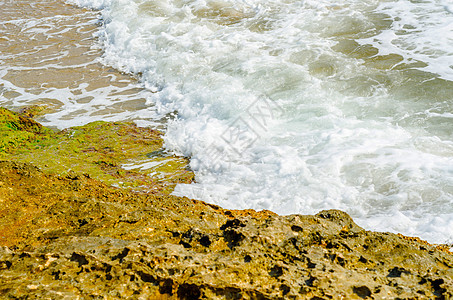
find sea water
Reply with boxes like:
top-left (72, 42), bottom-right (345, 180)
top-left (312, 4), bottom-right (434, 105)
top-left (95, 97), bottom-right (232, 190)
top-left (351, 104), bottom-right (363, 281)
top-left (0, 0), bottom-right (161, 129)
top-left (3, 0), bottom-right (453, 244)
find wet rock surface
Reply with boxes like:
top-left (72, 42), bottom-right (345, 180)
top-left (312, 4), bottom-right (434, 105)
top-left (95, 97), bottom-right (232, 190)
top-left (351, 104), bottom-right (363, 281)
top-left (1, 107), bottom-right (453, 299)
top-left (0, 107), bottom-right (194, 194)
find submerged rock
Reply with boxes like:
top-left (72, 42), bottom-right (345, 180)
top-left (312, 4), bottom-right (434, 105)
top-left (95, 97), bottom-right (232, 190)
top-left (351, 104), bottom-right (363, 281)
top-left (0, 107), bottom-right (452, 299)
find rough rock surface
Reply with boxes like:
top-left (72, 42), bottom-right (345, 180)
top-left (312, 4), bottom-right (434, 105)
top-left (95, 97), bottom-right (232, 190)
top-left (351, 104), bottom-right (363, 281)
top-left (1, 107), bottom-right (453, 299)
top-left (0, 106), bottom-right (194, 194)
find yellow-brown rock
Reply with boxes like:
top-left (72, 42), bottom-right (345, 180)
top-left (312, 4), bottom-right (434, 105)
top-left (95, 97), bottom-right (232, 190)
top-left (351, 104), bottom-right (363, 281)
top-left (0, 107), bottom-right (452, 299)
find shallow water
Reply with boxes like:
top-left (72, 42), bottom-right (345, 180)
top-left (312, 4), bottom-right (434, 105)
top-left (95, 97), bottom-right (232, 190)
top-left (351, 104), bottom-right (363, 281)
top-left (0, 0), bottom-right (161, 128)
top-left (2, 0), bottom-right (453, 244)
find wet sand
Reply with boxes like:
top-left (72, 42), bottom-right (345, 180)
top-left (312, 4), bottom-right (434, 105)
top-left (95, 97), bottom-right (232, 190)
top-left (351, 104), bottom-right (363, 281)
top-left (0, 0), bottom-right (159, 129)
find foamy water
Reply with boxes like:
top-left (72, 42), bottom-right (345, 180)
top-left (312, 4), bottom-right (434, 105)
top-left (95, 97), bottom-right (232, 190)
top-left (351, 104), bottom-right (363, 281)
top-left (2, 0), bottom-right (453, 244)
top-left (0, 0), bottom-right (161, 129)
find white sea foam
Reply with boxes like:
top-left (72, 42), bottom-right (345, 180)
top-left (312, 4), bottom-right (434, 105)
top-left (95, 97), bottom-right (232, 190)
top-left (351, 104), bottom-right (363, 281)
top-left (357, 0), bottom-right (453, 81)
top-left (57, 0), bottom-right (453, 243)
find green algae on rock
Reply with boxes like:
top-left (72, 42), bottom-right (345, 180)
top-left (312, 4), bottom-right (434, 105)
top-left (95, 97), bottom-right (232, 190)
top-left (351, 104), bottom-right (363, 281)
top-left (0, 107), bottom-right (52, 154)
top-left (0, 161), bottom-right (453, 299)
top-left (0, 107), bottom-right (193, 194)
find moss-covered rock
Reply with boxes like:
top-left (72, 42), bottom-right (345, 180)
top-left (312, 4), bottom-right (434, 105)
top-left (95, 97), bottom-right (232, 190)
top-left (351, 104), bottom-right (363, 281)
top-left (0, 107), bottom-right (52, 154)
top-left (0, 107), bottom-right (193, 194)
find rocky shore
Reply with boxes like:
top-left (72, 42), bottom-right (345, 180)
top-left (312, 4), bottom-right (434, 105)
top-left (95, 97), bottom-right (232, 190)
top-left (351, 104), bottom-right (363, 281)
top-left (1, 107), bottom-right (452, 299)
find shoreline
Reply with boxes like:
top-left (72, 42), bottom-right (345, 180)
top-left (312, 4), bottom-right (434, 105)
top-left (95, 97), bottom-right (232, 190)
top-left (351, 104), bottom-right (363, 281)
top-left (1, 106), bottom-right (453, 298)
top-left (1, 1), bottom-right (453, 297)
top-left (2, 0), bottom-right (451, 245)
top-left (0, 0), bottom-right (162, 130)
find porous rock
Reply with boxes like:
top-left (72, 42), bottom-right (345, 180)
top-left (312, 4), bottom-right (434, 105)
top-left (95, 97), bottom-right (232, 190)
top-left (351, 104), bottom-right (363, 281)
top-left (1, 161), bottom-right (453, 299)
top-left (0, 107), bottom-right (453, 299)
